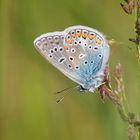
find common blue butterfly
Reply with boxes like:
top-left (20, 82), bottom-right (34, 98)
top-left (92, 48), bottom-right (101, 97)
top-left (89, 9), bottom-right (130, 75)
top-left (34, 25), bottom-right (110, 95)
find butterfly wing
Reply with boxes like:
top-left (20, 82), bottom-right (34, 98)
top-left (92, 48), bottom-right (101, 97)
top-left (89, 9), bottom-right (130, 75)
top-left (63, 25), bottom-right (110, 89)
top-left (34, 32), bottom-right (83, 84)
top-left (34, 25), bottom-right (110, 89)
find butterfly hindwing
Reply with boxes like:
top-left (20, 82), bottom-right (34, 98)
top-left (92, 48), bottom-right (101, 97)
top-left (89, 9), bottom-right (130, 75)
top-left (63, 26), bottom-right (109, 82)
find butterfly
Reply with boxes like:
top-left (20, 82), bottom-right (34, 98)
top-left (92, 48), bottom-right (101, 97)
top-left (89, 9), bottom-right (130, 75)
top-left (34, 25), bottom-right (110, 100)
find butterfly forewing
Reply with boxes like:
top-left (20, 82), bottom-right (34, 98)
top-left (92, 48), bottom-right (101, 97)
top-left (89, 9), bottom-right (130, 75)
top-left (34, 32), bottom-right (83, 84)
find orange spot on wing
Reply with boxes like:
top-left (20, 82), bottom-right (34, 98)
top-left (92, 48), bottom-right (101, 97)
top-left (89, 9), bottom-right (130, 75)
top-left (64, 45), bottom-right (69, 49)
top-left (71, 33), bottom-right (76, 38)
top-left (82, 32), bottom-right (87, 39)
top-left (76, 31), bottom-right (81, 37)
top-left (67, 39), bottom-right (72, 44)
top-left (89, 34), bottom-right (95, 40)
top-left (71, 34), bottom-right (76, 38)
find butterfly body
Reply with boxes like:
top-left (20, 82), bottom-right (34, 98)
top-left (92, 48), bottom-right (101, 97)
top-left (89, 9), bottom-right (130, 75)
top-left (34, 25), bottom-right (110, 92)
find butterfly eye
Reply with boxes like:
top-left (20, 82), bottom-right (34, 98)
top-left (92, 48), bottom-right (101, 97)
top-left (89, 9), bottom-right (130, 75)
top-left (89, 32), bottom-right (95, 40)
top-left (82, 30), bottom-right (88, 39)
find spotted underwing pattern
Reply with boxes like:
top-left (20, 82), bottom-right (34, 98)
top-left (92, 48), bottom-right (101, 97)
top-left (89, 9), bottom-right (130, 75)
top-left (34, 25), bottom-right (110, 92)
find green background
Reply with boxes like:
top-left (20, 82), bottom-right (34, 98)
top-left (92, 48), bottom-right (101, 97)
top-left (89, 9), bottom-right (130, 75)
top-left (1, 0), bottom-right (140, 140)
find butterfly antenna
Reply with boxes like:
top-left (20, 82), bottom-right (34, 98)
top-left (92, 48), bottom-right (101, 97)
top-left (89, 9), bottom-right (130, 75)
top-left (56, 96), bottom-right (65, 104)
top-left (55, 86), bottom-right (79, 104)
top-left (55, 87), bottom-right (72, 94)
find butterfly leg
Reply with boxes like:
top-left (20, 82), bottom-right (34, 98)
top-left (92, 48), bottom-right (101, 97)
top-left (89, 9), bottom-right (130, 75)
top-left (79, 85), bottom-right (89, 92)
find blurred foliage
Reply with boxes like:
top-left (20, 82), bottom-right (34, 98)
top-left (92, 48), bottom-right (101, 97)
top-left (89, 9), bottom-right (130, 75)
top-left (1, 0), bottom-right (140, 140)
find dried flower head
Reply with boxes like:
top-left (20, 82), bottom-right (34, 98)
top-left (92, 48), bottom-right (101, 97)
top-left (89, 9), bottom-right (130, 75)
top-left (129, 0), bottom-right (135, 14)
top-left (115, 63), bottom-right (122, 80)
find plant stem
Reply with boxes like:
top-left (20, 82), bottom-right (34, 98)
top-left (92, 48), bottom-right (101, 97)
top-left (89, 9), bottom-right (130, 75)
top-left (135, 0), bottom-right (140, 95)
top-left (99, 1), bottom-right (140, 139)
top-left (99, 84), bottom-right (140, 140)
top-left (112, 1), bottom-right (140, 139)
